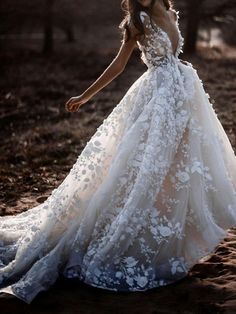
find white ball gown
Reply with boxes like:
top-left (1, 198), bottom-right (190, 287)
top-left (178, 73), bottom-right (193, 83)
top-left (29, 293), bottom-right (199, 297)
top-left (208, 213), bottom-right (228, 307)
top-left (1, 10), bottom-right (236, 304)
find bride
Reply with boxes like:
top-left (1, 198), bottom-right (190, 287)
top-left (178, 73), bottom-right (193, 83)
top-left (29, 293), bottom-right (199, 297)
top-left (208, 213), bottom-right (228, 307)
top-left (1, 0), bottom-right (236, 304)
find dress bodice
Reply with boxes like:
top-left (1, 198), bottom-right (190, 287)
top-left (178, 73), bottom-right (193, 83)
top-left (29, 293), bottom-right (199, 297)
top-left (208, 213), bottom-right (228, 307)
top-left (136, 10), bottom-right (184, 68)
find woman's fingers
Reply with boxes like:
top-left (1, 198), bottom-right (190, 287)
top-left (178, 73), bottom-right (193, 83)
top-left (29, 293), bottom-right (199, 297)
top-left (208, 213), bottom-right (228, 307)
top-left (68, 103), bottom-right (76, 112)
top-left (65, 95), bottom-right (87, 112)
top-left (66, 98), bottom-right (73, 107)
top-left (66, 97), bottom-right (77, 106)
top-left (68, 101), bottom-right (81, 112)
top-left (65, 97), bottom-right (78, 112)
top-left (71, 103), bottom-right (79, 112)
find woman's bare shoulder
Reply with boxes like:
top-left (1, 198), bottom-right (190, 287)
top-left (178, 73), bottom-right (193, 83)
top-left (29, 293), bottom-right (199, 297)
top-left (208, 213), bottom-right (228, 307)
top-left (127, 16), bottom-right (142, 40)
top-left (169, 8), bottom-right (179, 21)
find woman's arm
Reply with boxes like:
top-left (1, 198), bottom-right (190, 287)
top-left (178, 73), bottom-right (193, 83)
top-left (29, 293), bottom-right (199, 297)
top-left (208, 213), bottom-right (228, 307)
top-left (65, 23), bottom-right (139, 112)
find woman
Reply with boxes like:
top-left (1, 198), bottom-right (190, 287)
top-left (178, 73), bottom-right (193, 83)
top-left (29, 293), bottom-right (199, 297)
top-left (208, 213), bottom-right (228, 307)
top-left (1, 0), bottom-right (236, 304)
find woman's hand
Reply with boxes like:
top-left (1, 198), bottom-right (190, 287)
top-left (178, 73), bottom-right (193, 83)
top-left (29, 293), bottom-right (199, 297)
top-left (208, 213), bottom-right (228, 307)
top-left (65, 94), bottom-right (90, 112)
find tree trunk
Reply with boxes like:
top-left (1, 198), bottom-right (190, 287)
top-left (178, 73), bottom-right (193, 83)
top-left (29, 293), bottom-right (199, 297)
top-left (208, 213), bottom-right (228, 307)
top-left (184, 0), bottom-right (204, 54)
top-left (65, 26), bottom-right (75, 43)
top-left (43, 0), bottom-right (55, 54)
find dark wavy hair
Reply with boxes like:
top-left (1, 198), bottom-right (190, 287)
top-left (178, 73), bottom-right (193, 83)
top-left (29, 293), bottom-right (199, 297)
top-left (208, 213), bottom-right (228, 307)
top-left (119, 0), bottom-right (173, 43)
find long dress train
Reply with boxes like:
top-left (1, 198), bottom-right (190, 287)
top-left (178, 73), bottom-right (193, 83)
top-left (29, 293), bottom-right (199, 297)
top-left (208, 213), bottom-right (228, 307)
top-left (0, 10), bottom-right (236, 304)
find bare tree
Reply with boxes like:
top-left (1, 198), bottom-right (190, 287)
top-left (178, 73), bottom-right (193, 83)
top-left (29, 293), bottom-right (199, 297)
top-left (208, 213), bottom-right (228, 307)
top-left (184, 0), bottom-right (204, 54)
top-left (43, 0), bottom-right (55, 54)
top-left (182, 0), bottom-right (236, 54)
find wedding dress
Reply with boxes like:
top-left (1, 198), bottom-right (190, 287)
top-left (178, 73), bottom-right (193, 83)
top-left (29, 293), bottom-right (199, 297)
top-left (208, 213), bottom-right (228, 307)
top-left (1, 10), bottom-right (236, 304)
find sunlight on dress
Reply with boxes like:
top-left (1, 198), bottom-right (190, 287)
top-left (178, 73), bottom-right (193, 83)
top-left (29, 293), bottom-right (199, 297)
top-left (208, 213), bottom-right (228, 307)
top-left (0, 10), bottom-right (236, 304)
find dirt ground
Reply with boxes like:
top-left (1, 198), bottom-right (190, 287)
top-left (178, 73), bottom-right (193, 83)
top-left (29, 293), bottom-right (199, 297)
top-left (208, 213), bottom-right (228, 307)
top-left (1, 28), bottom-right (236, 313)
top-left (1, 39), bottom-right (236, 214)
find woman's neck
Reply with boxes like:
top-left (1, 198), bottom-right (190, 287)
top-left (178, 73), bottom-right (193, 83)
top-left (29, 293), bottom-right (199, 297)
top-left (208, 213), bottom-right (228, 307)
top-left (148, 0), bottom-right (168, 19)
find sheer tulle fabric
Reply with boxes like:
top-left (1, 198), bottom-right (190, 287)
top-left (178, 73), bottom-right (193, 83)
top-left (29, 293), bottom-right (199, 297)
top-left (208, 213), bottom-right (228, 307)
top-left (0, 10), bottom-right (236, 304)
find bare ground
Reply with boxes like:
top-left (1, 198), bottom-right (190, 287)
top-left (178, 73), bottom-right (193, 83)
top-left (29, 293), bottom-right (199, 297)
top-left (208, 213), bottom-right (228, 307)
top-left (0, 37), bottom-right (236, 313)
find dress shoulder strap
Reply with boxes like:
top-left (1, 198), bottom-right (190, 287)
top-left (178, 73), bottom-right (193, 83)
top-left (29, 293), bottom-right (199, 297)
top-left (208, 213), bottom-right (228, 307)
top-left (170, 8), bottom-right (180, 22)
top-left (139, 11), bottom-right (150, 23)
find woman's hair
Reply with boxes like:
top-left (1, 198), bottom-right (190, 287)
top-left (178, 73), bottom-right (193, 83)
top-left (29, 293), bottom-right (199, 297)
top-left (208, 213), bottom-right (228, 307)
top-left (119, 0), bottom-right (173, 43)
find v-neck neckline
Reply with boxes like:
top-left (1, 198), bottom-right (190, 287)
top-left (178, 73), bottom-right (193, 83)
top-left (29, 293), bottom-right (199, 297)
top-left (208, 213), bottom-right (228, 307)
top-left (146, 11), bottom-right (180, 56)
